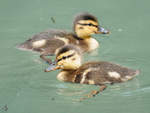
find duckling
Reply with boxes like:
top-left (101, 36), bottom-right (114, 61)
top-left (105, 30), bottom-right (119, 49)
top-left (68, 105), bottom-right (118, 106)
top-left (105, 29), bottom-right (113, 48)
top-left (17, 12), bottom-right (109, 63)
top-left (45, 45), bottom-right (139, 98)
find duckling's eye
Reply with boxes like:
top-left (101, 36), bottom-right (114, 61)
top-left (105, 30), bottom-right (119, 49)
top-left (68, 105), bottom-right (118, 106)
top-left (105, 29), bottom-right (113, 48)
top-left (89, 23), bottom-right (98, 28)
top-left (62, 56), bottom-right (67, 59)
top-left (57, 53), bottom-right (75, 62)
top-left (57, 56), bottom-right (67, 62)
top-left (77, 23), bottom-right (98, 28)
top-left (87, 23), bottom-right (93, 26)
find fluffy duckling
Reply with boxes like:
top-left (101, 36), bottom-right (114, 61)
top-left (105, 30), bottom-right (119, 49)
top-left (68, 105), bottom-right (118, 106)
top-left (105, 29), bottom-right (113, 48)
top-left (17, 12), bottom-right (109, 63)
top-left (45, 45), bottom-right (139, 97)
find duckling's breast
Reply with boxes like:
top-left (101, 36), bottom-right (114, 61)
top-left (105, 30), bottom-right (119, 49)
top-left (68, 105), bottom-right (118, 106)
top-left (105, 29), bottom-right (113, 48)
top-left (57, 70), bottom-right (76, 82)
top-left (80, 38), bottom-right (99, 52)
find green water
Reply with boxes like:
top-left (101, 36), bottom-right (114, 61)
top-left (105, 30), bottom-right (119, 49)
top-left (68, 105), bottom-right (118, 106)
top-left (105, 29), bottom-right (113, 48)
top-left (0, 0), bottom-right (150, 113)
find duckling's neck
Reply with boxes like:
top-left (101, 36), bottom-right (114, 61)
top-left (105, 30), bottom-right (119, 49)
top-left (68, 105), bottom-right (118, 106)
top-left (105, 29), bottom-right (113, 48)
top-left (72, 34), bottom-right (84, 40)
top-left (57, 70), bottom-right (77, 82)
top-left (72, 33), bottom-right (99, 52)
top-left (82, 37), bottom-right (99, 52)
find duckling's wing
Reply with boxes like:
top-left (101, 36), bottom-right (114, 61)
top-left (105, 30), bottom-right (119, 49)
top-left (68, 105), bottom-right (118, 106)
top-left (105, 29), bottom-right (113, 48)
top-left (16, 29), bottom-right (69, 54)
top-left (75, 62), bottom-right (139, 85)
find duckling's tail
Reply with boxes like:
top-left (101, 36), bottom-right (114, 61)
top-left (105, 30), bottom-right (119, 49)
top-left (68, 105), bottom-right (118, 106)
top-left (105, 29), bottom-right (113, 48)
top-left (16, 41), bottom-right (33, 51)
top-left (121, 69), bottom-right (140, 82)
top-left (134, 69), bottom-right (140, 76)
top-left (129, 69), bottom-right (140, 78)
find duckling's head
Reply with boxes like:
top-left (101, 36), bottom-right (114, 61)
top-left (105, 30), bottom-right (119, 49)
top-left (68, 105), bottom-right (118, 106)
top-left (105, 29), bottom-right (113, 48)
top-left (73, 12), bottom-right (109, 39)
top-left (45, 45), bottom-right (82, 72)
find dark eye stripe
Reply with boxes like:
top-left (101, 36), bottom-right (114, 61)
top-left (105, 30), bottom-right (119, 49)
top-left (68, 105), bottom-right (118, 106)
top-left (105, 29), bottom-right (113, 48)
top-left (57, 53), bottom-right (75, 62)
top-left (77, 23), bottom-right (98, 28)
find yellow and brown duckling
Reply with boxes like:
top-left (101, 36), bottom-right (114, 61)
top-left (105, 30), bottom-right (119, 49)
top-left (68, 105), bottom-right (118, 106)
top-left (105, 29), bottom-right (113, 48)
top-left (45, 45), bottom-right (139, 98)
top-left (17, 12), bottom-right (109, 63)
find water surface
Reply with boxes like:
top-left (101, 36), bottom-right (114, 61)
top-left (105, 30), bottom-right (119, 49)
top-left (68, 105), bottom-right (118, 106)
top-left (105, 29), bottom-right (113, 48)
top-left (0, 0), bottom-right (150, 113)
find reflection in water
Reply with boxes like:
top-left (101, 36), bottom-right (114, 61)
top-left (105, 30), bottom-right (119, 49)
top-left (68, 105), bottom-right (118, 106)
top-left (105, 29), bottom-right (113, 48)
top-left (56, 84), bottom-right (87, 96)
top-left (53, 77), bottom-right (141, 102)
top-left (55, 83), bottom-right (95, 102)
top-left (107, 78), bottom-right (141, 96)
top-left (122, 86), bottom-right (150, 97)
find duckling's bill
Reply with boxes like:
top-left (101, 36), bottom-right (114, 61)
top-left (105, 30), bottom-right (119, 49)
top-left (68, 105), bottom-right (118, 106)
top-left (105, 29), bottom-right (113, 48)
top-left (97, 26), bottom-right (109, 34)
top-left (45, 61), bottom-right (61, 72)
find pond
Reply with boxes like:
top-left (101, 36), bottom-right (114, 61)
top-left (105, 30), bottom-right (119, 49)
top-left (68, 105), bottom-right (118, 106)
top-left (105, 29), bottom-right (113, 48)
top-left (0, 0), bottom-right (149, 113)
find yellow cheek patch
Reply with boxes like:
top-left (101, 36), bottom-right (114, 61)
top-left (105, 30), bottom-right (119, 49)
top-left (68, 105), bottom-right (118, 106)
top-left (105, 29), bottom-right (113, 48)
top-left (75, 25), bottom-right (98, 38)
top-left (77, 20), bottom-right (98, 26)
top-left (75, 20), bottom-right (99, 38)
top-left (57, 54), bottom-right (81, 70)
